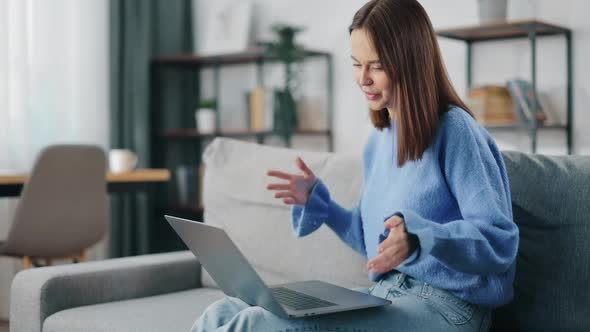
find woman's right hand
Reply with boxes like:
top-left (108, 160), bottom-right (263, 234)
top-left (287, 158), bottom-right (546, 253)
top-left (266, 157), bottom-right (317, 205)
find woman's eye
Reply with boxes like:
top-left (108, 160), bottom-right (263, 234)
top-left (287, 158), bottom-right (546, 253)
top-left (371, 66), bottom-right (383, 70)
top-left (352, 64), bottom-right (361, 67)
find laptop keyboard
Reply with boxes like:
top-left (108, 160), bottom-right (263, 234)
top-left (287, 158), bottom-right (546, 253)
top-left (271, 287), bottom-right (337, 311)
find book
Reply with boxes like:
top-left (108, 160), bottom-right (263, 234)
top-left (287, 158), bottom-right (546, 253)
top-left (248, 87), bottom-right (275, 131)
top-left (506, 79), bottom-right (546, 128)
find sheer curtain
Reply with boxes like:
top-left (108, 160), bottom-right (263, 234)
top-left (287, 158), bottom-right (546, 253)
top-left (0, 0), bottom-right (109, 319)
top-left (0, 0), bottom-right (32, 170)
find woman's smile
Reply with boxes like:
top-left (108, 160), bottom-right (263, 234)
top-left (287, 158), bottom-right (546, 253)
top-left (364, 92), bottom-right (381, 100)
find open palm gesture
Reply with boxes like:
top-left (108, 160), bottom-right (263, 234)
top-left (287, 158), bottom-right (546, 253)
top-left (266, 157), bottom-right (317, 205)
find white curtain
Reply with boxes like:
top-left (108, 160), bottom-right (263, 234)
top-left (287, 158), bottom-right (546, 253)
top-left (0, 0), bottom-right (33, 320)
top-left (0, 0), bottom-right (109, 319)
top-left (0, 0), bottom-right (32, 170)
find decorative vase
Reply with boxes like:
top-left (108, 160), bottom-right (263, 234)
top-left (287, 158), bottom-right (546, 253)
top-left (267, 25), bottom-right (304, 138)
top-left (274, 87), bottom-right (298, 140)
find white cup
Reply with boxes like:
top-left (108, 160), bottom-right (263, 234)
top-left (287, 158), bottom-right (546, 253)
top-left (195, 108), bottom-right (216, 133)
top-left (109, 149), bottom-right (138, 174)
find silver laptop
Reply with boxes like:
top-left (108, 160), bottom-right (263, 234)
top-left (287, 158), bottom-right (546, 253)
top-left (165, 215), bottom-right (391, 319)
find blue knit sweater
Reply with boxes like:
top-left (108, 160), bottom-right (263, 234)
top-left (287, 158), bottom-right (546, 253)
top-left (292, 107), bottom-right (519, 308)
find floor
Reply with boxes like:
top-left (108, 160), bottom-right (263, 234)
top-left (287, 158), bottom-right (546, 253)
top-left (0, 320), bottom-right (8, 332)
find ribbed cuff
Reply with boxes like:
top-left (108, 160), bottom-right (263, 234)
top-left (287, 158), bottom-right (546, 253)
top-left (290, 179), bottom-right (330, 237)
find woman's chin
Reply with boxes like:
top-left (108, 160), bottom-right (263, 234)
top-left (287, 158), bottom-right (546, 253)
top-left (367, 101), bottom-right (386, 110)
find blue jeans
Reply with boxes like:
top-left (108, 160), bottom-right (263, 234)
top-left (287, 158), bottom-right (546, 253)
top-left (191, 271), bottom-right (491, 332)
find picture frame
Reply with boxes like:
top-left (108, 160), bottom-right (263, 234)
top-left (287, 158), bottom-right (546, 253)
top-left (200, 0), bottom-right (253, 55)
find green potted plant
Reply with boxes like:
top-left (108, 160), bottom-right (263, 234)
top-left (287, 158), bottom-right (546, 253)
top-left (264, 24), bottom-right (306, 141)
top-left (195, 98), bottom-right (217, 133)
top-left (198, 99), bottom-right (217, 109)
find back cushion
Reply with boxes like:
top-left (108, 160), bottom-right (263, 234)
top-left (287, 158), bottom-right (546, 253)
top-left (201, 138), bottom-right (371, 289)
top-left (493, 152), bottom-right (590, 331)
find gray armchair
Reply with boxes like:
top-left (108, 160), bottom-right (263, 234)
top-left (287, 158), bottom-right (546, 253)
top-left (10, 251), bottom-right (208, 331)
top-left (0, 145), bottom-right (108, 268)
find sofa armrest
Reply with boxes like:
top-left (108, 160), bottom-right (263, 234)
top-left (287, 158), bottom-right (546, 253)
top-left (10, 251), bottom-right (200, 332)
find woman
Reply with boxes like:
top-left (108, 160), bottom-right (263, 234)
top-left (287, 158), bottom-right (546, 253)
top-left (192, 0), bottom-right (518, 331)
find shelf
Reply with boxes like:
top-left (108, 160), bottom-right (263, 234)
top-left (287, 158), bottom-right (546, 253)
top-left (291, 129), bottom-right (333, 136)
top-left (152, 47), bottom-right (331, 68)
top-left (159, 128), bottom-right (331, 140)
top-left (484, 124), bottom-right (567, 131)
top-left (436, 20), bottom-right (571, 42)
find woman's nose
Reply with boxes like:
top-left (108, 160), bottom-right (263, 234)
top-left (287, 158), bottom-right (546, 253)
top-left (359, 70), bottom-right (372, 86)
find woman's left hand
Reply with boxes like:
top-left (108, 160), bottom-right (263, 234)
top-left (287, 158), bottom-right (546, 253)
top-left (367, 215), bottom-right (412, 274)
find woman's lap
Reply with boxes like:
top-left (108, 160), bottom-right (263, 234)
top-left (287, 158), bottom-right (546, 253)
top-left (191, 273), bottom-right (491, 332)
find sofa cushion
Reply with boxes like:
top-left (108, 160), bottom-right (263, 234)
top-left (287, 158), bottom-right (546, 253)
top-left (43, 288), bottom-right (224, 332)
top-left (493, 152), bottom-right (590, 331)
top-left (201, 138), bottom-right (371, 289)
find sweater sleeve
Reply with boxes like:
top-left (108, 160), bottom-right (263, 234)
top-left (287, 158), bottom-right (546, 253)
top-left (396, 114), bottom-right (519, 275)
top-left (291, 179), bottom-right (367, 257)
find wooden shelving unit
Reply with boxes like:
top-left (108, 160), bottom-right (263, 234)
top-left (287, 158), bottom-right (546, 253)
top-left (151, 47), bottom-right (334, 150)
top-left (150, 48), bottom-right (334, 225)
top-left (437, 20), bottom-right (573, 154)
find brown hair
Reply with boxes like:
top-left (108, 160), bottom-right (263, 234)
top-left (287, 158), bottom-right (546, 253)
top-left (349, 0), bottom-right (473, 166)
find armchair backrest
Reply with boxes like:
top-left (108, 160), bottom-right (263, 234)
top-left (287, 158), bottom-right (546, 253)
top-left (493, 152), bottom-right (590, 331)
top-left (202, 138), bottom-right (370, 289)
top-left (2, 145), bottom-right (108, 258)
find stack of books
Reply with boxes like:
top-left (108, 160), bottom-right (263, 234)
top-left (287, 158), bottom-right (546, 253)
top-left (505, 79), bottom-right (547, 128)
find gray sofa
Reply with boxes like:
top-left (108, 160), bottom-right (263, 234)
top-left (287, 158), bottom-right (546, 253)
top-left (10, 138), bottom-right (590, 331)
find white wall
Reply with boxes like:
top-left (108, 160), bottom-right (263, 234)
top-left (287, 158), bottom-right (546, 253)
top-left (194, 0), bottom-right (589, 155)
